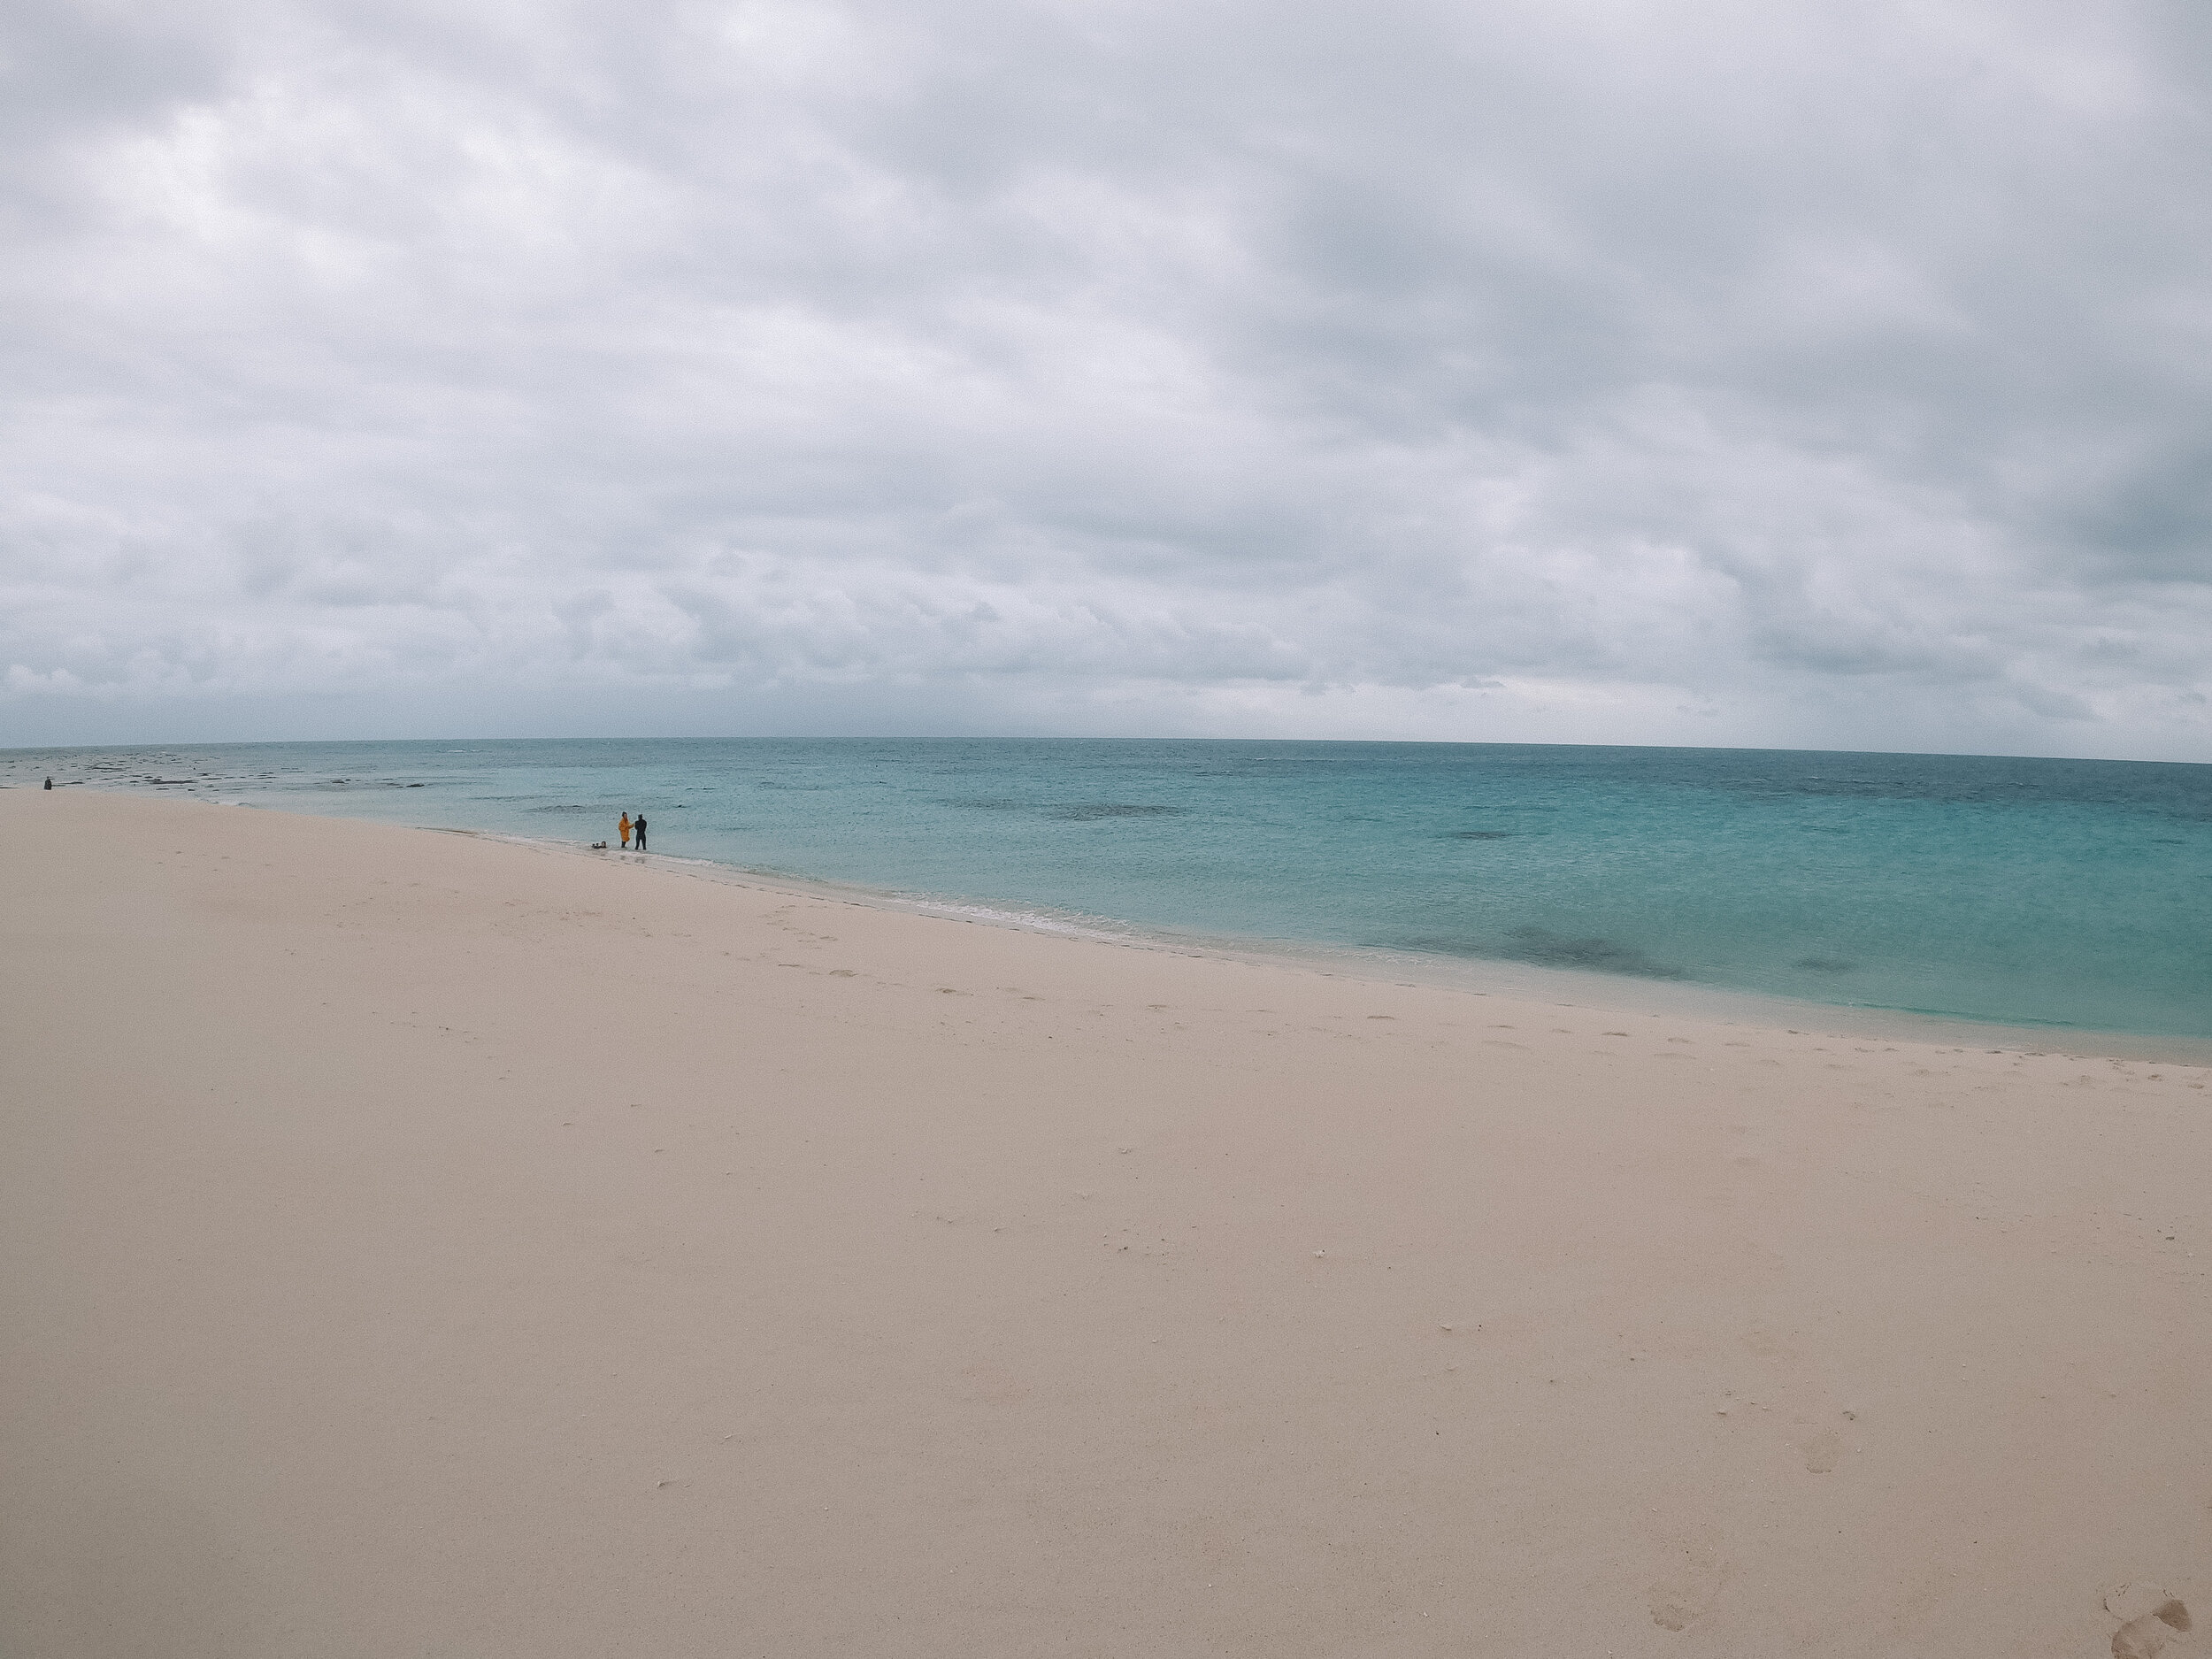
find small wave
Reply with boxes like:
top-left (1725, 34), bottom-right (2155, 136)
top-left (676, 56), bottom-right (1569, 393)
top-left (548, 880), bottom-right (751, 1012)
top-left (903, 898), bottom-right (1145, 945)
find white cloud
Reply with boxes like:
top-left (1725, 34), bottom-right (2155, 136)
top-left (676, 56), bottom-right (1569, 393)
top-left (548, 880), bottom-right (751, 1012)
top-left (3, 0), bottom-right (2209, 755)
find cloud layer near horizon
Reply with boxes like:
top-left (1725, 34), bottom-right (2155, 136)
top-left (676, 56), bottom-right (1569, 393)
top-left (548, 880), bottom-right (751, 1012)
top-left (4, 0), bottom-right (2210, 754)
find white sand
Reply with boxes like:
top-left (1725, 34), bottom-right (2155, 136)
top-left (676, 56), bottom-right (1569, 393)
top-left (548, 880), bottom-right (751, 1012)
top-left (3, 787), bottom-right (2208, 1657)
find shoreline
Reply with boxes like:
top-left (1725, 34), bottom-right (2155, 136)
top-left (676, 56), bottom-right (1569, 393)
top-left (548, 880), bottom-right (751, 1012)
top-left (321, 804), bottom-right (2212, 1068)
top-left (7, 748), bottom-right (2207, 1060)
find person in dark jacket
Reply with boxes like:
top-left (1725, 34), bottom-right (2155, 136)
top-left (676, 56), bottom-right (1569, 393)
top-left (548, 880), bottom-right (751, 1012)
top-left (634, 814), bottom-right (647, 852)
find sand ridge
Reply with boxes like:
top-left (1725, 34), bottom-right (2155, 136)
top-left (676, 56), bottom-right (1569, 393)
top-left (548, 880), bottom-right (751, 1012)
top-left (2, 787), bottom-right (2208, 1656)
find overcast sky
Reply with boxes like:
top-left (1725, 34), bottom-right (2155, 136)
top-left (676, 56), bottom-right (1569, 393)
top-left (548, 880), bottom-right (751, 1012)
top-left (4, 0), bottom-right (2210, 757)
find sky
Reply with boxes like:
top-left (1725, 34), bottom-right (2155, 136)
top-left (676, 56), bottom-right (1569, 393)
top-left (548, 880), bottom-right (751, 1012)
top-left (4, 0), bottom-right (2210, 757)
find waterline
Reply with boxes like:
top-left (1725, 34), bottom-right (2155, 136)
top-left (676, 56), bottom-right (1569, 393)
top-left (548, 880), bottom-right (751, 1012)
top-left (9, 736), bottom-right (2208, 1043)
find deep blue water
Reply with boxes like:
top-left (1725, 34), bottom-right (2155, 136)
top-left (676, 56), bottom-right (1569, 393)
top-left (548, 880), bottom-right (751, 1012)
top-left (8, 738), bottom-right (2209, 1038)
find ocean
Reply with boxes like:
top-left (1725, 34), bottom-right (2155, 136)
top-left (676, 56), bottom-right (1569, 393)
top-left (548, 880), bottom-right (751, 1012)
top-left (7, 737), bottom-right (2208, 1040)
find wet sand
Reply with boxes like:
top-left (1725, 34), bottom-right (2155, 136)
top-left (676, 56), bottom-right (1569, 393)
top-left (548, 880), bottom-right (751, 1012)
top-left (3, 787), bottom-right (2208, 1657)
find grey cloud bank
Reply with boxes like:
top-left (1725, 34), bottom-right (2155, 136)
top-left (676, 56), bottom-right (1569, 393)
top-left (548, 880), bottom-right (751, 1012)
top-left (4, 0), bottom-right (2209, 756)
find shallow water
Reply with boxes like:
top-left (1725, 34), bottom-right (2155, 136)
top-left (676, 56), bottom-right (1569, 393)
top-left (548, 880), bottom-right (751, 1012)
top-left (8, 738), bottom-right (2208, 1038)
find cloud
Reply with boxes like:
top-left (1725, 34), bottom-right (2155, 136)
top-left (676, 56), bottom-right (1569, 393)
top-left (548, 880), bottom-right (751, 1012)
top-left (2, 0), bottom-right (2209, 755)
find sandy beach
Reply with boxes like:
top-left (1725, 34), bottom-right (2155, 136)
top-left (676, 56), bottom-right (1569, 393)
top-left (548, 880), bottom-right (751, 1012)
top-left (4, 786), bottom-right (2208, 1658)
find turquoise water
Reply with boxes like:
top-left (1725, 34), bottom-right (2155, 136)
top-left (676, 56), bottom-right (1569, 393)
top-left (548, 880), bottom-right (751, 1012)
top-left (8, 738), bottom-right (2208, 1038)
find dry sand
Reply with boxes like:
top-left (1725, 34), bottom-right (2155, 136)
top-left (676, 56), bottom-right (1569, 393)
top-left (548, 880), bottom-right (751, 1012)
top-left (4, 787), bottom-right (2209, 1658)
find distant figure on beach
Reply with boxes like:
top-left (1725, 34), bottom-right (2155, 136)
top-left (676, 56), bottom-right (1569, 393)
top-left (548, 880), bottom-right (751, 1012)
top-left (43, 777), bottom-right (52, 790)
top-left (618, 812), bottom-right (631, 849)
top-left (634, 815), bottom-right (648, 852)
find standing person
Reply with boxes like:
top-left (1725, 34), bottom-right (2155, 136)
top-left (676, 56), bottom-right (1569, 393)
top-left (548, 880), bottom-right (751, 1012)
top-left (43, 777), bottom-right (52, 790)
top-left (618, 811), bottom-right (631, 849)
top-left (634, 814), bottom-right (648, 852)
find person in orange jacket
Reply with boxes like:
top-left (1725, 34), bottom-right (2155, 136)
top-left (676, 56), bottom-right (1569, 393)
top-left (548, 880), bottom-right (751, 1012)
top-left (618, 811), bottom-right (631, 849)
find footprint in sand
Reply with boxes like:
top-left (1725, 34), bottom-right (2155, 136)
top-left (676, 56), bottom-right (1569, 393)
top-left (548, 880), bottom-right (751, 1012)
top-left (2106, 1583), bottom-right (2191, 1658)
top-left (1647, 1540), bottom-right (1730, 1631)
top-left (1801, 1430), bottom-right (1842, 1473)
top-left (1649, 1578), bottom-right (1724, 1632)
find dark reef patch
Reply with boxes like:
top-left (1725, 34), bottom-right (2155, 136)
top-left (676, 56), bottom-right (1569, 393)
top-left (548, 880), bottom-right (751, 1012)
top-left (1499, 927), bottom-right (1685, 977)
top-left (1402, 926), bottom-right (1686, 979)
top-left (1792, 955), bottom-right (1859, 973)
top-left (1047, 803), bottom-right (1186, 822)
